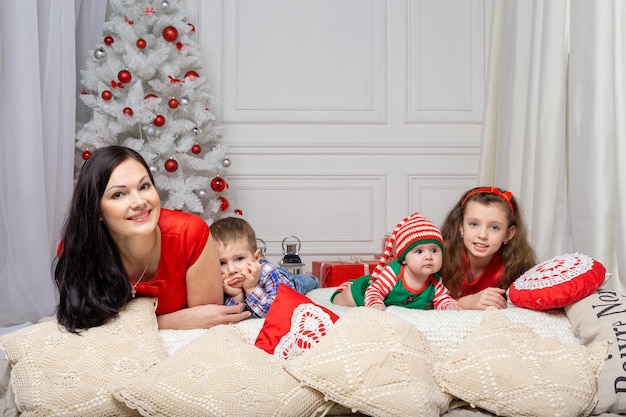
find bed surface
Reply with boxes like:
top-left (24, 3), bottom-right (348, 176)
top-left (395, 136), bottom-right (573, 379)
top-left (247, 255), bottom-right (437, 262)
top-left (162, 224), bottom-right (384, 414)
top-left (1, 287), bottom-right (624, 417)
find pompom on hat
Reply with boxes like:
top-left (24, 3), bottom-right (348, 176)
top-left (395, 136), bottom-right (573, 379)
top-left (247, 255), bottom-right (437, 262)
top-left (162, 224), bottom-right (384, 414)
top-left (371, 212), bottom-right (444, 280)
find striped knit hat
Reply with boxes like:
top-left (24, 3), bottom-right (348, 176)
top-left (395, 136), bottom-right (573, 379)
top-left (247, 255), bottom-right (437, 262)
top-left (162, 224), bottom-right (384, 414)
top-left (372, 212), bottom-right (444, 279)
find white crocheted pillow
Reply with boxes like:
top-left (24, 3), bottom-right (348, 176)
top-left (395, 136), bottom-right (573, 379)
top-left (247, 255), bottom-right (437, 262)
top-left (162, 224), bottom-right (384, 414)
top-left (284, 307), bottom-right (452, 417)
top-left (0, 298), bottom-right (166, 417)
top-left (433, 308), bottom-right (608, 417)
top-left (115, 324), bottom-right (327, 417)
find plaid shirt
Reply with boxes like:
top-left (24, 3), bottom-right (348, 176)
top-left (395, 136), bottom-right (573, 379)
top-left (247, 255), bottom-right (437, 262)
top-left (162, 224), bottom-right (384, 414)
top-left (225, 259), bottom-right (293, 318)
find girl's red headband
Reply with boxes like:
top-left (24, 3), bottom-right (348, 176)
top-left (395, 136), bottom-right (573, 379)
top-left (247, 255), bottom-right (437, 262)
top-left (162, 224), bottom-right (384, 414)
top-left (461, 187), bottom-right (514, 215)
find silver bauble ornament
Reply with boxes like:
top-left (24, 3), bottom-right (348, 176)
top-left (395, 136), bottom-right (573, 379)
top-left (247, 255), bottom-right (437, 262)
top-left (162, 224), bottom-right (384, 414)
top-left (161, 0), bottom-right (171, 12)
top-left (94, 48), bottom-right (106, 60)
top-left (193, 127), bottom-right (200, 136)
top-left (145, 125), bottom-right (157, 136)
top-left (197, 188), bottom-right (208, 199)
top-left (222, 157), bottom-right (231, 167)
top-left (150, 165), bottom-right (159, 174)
top-left (179, 96), bottom-right (190, 107)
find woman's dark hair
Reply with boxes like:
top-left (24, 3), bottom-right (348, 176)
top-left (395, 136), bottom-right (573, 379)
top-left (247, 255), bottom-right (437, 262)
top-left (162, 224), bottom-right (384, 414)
top-left (53, 146), bottom-right (154, 333)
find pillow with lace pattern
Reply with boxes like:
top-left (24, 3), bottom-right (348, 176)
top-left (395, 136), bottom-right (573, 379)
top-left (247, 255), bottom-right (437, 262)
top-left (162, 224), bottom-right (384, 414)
top-left (284, 307), bottom-right (452, 417)
top-left (432, 308), bottom-right (608, 417)
top-left (254, 283), bottom-right (339, 359)
top-left (0, 298), bottom-right (166, 417)
top-left (509, 253), bottom-right (606, 310)
top-left (115, 324), bottom-right (328, 417)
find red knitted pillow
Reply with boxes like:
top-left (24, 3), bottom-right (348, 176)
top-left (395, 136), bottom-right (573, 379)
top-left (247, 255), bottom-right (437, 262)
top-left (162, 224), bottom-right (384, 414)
top-left (254, 284), bottom-right (339, 359)
top-left (509, 253), bottom-right (606, 310)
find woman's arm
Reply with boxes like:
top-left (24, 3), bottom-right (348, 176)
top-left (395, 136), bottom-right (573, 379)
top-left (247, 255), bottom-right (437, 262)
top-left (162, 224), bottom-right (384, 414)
top-left (186, 234), bottom-right (223, 306)
top-left (157, 234), bottom-right (252, 329)
top-left (156, 303), bottom-right (251, 330)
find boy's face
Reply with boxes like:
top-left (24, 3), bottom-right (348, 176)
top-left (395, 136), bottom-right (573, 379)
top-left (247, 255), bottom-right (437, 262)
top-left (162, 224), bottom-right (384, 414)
top-left (216, 239), bottom-right (261, 288)
top-left (402, 243), bottom-right (443, 278)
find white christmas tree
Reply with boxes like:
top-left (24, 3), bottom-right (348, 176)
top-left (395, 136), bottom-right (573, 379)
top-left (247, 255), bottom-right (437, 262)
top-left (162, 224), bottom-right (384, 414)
top-left (75, 0), bottom-right (233, 222)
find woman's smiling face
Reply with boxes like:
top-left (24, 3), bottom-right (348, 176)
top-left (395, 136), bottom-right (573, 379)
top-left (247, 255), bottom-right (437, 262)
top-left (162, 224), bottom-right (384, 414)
top-left (99, 158), bottom-right (161, 241)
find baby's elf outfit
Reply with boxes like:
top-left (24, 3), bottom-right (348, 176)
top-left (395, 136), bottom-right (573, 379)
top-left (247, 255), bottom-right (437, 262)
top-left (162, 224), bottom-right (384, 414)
top-left (331, 212), bottom-right (459, 310)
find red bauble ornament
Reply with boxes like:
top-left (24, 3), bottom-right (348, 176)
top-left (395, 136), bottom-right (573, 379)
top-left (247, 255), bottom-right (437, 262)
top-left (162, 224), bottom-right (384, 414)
top-left (136, 38), bottom-right (146, 49)
top-left (162, 26), bottom-right (179, 42)
top-left (210, 176), bottom-right (227, 193)
top-left (118, 69), bottom-right (132, 84)
top-left (82, 150), bottom-right (92, 160)
top-left (176, 42), bottom-right (183, 50)
top-left (234, 209), bottom-right (243, 216)
top-left (104, 35), bottom-right (114, 45)
top-left (123, 107), bottom-right (133, 116)
top-left (191, 144), bottom-right (201, 154)
top-left (144, 93), bottom-right (158, 100)
top-left (164, 158), bottom-right (179, 172)
top-left (168, 98), bottom-right (179, 108)
top-left (184, 70), bottom-right (199, 79)
top-left (101, 90), bottom-right (112, 100)
top-left (219, 197), bottom-right (229, 211)
top-left (153, 114), bottom-right (166, 127)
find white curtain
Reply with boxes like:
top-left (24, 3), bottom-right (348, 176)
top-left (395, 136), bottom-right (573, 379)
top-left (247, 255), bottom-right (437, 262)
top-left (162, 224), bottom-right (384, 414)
top-left (0, 0), bottom-right (106, 326)
top-left (480, 0), bottom-right (626, 290)
top-left (569, 0), bottom-right (626, 290)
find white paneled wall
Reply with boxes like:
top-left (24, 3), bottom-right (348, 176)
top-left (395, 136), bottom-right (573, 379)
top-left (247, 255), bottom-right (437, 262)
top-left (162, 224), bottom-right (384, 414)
top-left (183, 0), bottom-right (484, 272)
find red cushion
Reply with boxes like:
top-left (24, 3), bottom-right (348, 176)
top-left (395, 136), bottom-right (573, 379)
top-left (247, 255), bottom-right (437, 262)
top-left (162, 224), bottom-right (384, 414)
top-left (509, 253), bottom-right (606, 310)
top-left (254, 284), bottom-right (339, 359)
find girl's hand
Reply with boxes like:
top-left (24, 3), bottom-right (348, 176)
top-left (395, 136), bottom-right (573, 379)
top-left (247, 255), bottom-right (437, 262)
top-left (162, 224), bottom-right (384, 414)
top-left (458, 287), bottom-right (507, 310)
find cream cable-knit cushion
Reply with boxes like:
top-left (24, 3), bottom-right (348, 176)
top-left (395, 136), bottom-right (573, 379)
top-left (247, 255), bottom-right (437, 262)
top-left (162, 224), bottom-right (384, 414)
top-left (284, 307), bottom-right (452, 417)
top-left (115, 324), bottom-right (328, 417)
top-left (433, 308), bottom-right (608, 417)
top-left (0, 298), bottom-right (166, 417)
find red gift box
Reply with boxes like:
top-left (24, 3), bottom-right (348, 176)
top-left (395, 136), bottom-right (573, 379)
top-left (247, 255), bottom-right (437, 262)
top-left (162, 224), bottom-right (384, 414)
top-left (312, 260), bottom-right (380, 288)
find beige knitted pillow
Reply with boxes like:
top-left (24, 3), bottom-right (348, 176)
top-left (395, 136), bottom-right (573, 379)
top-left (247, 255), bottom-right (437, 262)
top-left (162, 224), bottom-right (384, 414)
top-left (115, 324), bottom-right (328, 417)
top-left (284, 307), bottom-right (452, 417)
top-left (433, 308), bottom-right (608, 417)
top-left (0, 298), bottom-right (166, 417)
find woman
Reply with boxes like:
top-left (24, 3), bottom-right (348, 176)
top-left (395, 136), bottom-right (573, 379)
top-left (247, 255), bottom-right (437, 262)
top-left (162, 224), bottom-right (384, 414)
top-left (54, 145), bottom-right (250, 332)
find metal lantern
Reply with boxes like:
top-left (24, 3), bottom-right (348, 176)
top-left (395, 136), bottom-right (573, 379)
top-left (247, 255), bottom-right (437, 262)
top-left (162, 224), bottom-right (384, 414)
top-left (279, 235), bottom-right (305, 274)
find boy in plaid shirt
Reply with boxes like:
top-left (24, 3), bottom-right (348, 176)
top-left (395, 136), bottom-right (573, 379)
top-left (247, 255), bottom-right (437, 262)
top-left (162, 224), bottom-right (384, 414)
top-left (211, 216), bottom-right (318, 318)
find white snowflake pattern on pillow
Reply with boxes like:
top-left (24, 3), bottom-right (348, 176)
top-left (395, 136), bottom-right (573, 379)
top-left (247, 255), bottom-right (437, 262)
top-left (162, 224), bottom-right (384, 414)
top-left (274, 303), bottom-right (335, 360)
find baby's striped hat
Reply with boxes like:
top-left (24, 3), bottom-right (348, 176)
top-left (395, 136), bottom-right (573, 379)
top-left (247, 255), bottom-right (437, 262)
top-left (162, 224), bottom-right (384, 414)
top-left (372, 212), bottom-right (443, 279)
